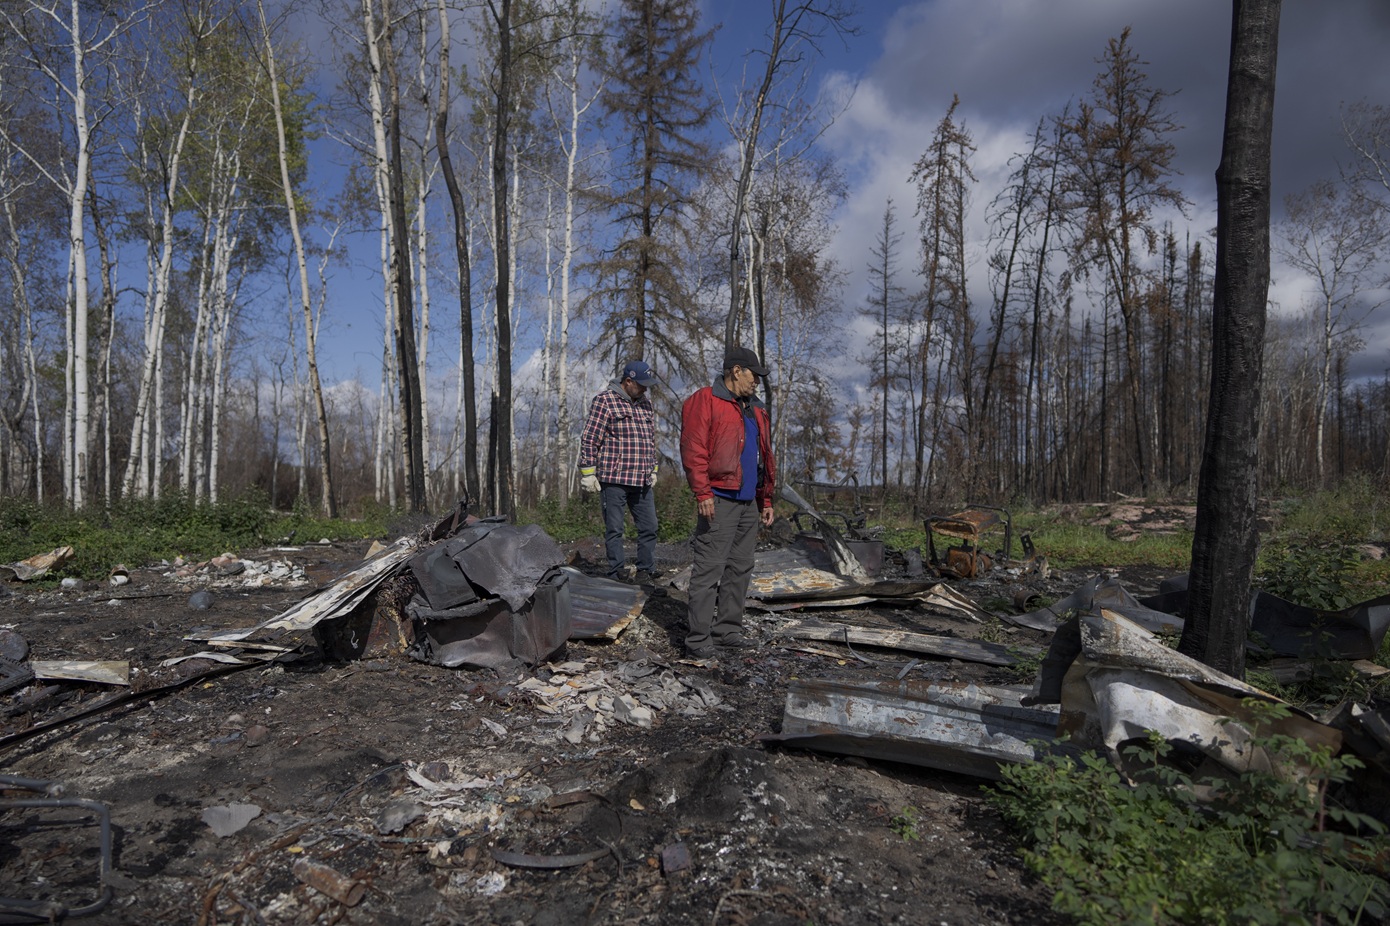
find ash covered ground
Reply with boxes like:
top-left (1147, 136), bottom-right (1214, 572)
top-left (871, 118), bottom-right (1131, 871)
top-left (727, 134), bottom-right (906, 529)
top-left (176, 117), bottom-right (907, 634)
top-left (0, 511), bottom-right (1187, 925)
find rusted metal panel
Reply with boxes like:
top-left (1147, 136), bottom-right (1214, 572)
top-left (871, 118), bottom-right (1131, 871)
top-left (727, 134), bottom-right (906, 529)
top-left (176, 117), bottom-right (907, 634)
top-left (748, 547), bottom-right (860, 599)
top-left (0, 545), bottom-right (74, 582)
top-left (778, 485), bottom-right (870, 581)
top-left (1032, 608), bottom-right (1342, 781)
top-left (1013, 574), bottom-right (1184, 634)
top-left (29, 661), bottom-right (129, 686)
top-left (745, 547), bottom-right (962, 612)
top-left (767, 678), bottom-right (1061, 780)
top-left (929, 509), bottom-right (1004, 539)
top-left (563, 568), bottom-right (645, 640)
top-left (779, 620), bottom-right (1039, 667)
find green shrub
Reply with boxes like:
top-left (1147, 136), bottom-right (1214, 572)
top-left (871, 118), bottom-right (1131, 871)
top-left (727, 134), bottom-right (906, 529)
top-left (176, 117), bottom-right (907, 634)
top-left (889, 806), bottom-right (922, 841)
top-left (988, 707), bottom-right (1389, 926)
top-left (0, 493), bottom-right (388, 579)
top-left (519, 494), bottom-right (603, 542)
top-left (1256, 535), bottom-right (1390, 613)
top-left (1271, 476), bottom-right (1388, 542)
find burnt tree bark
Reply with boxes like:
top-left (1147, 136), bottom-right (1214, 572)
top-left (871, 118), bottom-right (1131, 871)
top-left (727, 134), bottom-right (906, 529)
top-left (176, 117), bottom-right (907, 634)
top-left (1180, 0), bottom-right (1281, 676)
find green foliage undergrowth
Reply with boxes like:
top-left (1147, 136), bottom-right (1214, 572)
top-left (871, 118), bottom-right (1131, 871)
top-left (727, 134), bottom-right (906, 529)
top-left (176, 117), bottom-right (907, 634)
top-left (522, 481), bottom-right (695, 544)
top-left (1257, 479), bottom-right (1390, 608)
top-left (0, 493), bottom-right (387, 579)
top-left (989, 705), bottom-right (1389, 926)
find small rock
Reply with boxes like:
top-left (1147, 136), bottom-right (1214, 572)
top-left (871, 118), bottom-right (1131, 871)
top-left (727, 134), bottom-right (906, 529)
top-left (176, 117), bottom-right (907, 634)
top-left (243, 724), bottom-right (269, 747)
top-left (0, 629), bottom-right (29, 661)
top-left (377, 798), bottom-right (425, 834)
top-left (189, 591), bottom-right (214, 610)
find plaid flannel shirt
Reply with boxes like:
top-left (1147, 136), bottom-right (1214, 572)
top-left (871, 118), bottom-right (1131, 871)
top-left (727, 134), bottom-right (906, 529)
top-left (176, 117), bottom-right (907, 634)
top-left (579, 384), bottom-right (657, 487)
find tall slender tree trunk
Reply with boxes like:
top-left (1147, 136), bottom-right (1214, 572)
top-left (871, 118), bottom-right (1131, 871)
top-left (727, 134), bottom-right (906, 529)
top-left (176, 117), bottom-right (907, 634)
top-left (434, 0), bottom-right (480, 509)
top-left (490, 0), bottom-right (516, 520)
top-left (257, 0), bottom-right (336, 516)
top-left (1180, 0), bottom-right (1282, 676)
top-left (379, 0), bottom-right (425, 513)
top-left (65, 0), bottom-right (92, 507)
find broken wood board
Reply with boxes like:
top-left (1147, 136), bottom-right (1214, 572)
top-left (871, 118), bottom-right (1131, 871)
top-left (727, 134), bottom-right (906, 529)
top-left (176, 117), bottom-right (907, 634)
top-left (779, 620), bottom-right (1040, 667)
top-left (767, 677), bottom-right (1062, 780)
top-left (30, 660), bottom-right (130, 686)
top-left (1263, 657), bottom-right (1390, 685)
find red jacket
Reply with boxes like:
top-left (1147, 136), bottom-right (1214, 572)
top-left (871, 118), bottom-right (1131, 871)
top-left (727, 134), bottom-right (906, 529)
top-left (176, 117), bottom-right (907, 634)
top-left (680, 379), bottom-right (776, 510)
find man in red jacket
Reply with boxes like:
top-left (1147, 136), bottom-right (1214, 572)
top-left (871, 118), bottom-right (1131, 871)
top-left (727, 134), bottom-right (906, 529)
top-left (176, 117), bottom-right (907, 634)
top-left (679, 346), bottom-right (776, 658)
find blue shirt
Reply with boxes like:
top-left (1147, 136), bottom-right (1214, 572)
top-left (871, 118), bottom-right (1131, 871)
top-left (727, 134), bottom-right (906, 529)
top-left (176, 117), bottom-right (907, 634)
top-left (713, 412), bottom-right (759, 502)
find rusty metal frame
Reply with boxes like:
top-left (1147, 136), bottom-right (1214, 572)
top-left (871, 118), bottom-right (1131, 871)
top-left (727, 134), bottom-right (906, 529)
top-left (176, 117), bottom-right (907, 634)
top-left (790, 474), bottom-right (869, 535)
top-left (0, 775), bottom-right (114, 921)
top-left (925, 505), bottom-right (1013, 579)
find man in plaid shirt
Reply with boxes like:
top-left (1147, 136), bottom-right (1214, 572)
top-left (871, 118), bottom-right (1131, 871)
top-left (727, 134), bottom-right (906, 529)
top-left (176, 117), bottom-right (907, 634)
top-left (579, 360), bottom-right (660, 582)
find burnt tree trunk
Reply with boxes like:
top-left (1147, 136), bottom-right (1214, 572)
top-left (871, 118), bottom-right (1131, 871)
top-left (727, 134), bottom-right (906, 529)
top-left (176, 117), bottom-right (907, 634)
top-left (1180, 0), bottom-right (1281, 676)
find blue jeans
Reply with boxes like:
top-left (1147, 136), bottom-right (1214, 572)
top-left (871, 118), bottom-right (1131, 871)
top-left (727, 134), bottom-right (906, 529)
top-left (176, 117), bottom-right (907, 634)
top-left (600, 483), bottom-right (657, 577)
top-left (685, 495), bottom-right (760, 649)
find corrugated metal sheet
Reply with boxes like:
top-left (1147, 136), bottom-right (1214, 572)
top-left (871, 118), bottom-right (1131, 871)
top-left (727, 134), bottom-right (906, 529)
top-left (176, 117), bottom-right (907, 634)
top-left (562, 567), bottom-right (646, 640)
top-left (768, 677), bottom-right (1061, 780)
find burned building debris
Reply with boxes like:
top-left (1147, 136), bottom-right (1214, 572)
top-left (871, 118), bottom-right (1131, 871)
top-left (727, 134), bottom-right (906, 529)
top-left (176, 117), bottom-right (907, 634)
top-left (766, 678), bottom-right (1065, 779)
top-left (1, 501), bottom-right (1388, 922)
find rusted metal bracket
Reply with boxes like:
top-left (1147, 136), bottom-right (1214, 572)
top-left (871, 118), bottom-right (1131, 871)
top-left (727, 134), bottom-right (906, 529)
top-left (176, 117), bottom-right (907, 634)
top-left (0, 775), bottom-right (114, 922)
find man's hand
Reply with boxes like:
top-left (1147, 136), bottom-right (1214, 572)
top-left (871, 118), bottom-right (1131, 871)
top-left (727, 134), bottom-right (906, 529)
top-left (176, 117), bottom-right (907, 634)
top-left (760, 506), bottom-right (775, 527)
top-left (580, 467), bottom-right (600, 493)
top-left (697, 497), bottom-right (715, 520)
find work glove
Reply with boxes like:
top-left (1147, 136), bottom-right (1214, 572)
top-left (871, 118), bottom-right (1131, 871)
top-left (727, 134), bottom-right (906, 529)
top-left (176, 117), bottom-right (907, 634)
top-left (652, 461), bottom-right (660, 482)
top-left (580, 466), bottom-right (600, 493)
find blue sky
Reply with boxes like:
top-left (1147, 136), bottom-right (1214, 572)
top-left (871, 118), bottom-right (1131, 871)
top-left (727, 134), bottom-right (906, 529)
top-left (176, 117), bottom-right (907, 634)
top-left (304, 0), bottom-right (1390, 390)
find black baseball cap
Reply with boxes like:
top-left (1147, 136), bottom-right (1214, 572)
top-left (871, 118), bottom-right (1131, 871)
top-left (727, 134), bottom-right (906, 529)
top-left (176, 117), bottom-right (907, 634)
top-left (723, 346), bottom-right (768, 377)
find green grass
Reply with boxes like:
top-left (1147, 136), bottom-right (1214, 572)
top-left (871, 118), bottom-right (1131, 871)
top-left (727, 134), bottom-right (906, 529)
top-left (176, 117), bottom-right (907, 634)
top-left (0, 493), bottom-right (389, 580)
top-left (1017, 520), bottom-right (1191, 570)
top-left (882, 510), bottom-right (1192, 571)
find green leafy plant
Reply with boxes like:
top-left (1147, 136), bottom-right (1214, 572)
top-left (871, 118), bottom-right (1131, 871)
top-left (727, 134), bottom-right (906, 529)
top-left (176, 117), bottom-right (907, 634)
top-left (889, 806), bottom-right (921, 842)
top-left (988, 708), bottom-right (1389, 926)
top-left (1257, 539), bottom-right (1361, 610)
top-left (1003, 644), bottom-right (1045, 682)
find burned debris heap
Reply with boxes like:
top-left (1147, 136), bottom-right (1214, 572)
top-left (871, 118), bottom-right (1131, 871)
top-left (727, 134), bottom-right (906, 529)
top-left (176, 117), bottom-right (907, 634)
top-left (1, 498), bottom-right (1388, 921)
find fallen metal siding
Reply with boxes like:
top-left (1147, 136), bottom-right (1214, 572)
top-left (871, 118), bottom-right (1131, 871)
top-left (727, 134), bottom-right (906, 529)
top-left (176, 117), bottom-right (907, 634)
top-left (768, 678), bottom-right (1061, 780)
top-left (197, 537), bottom-right (418, 643)
top-left (779, 620), bottom-right (1039, 666)
top-left (559, 567), bottom-right (645, 641)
